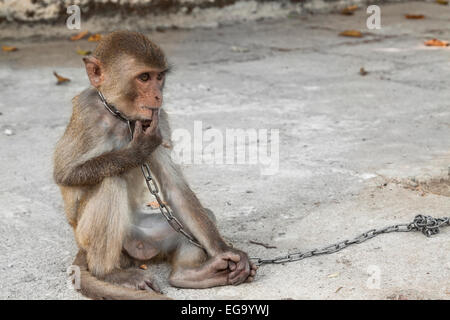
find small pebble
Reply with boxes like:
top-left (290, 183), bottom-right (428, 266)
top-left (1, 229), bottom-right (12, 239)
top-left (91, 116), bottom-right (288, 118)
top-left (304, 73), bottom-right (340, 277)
top-left (4, 129), bottom-right (13, 136)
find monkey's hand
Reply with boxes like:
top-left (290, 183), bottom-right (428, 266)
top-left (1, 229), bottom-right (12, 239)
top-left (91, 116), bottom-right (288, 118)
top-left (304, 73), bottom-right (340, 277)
top-left (220, 248), bottom-right (257, 285)
top-left (130, 113), bottom-right (162, 156)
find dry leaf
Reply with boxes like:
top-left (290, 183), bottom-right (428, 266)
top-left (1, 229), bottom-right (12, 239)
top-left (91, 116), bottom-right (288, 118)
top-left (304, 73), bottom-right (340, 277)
top-left (88, 34), bottom-right (102, 42)
top-left (147, 201), bottom-right (160, 209)
top-left (405, 14), bottom-right (425, 19)
top-left (70, 31), bottom-right (89, 41)
top-left (139, 264), bottom-right (148, 270)
top-left (53, 71), bottom-right (71, 85)
top-left (339, 30), bottom-right (363, 38)
top-left (436, 0), bottom-right (448, 5)
top-left (360, 67), bottom-right (369, 76)
top-left (76, 49), bottom-right (92, 56)
top-left (335, 286), bottom-right (344, 293)
top-left (341, 5), bottom-right (358, 15)
top-left (147, 200), bottom-right (167, 209)
top-left (424, 39), bottom-right (449, 47)
top-left (161, 140), bottom-right (172, 149)
top-left (327, 272), bottom-right (340, 278)
top-left (2, 45), bottom-right (18, 52)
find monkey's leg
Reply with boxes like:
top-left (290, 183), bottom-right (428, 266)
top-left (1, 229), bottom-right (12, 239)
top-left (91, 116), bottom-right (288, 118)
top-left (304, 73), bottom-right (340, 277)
top-left (76, 176), bottom-right (131, 276)
top-left (124, 210), bottom-right (257, 288)
top-left (102, 267), bottom-right (163, 294)
top-left (124, 209), bottom-right (216, 261)
top-left (167, 210), bottom-right (257, 289)
top-left (168, 240), bottom-right (258, 289)
top-left (75, 178), bottom-right (164, 294)
top-left (123, 209), bottom-right (229, 288)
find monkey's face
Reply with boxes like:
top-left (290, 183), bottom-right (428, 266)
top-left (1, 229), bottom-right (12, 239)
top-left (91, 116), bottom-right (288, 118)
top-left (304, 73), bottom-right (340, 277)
top-left (102, 57), bottom-right (167, 126)
top-left (84, 54), bottom-right (168, 128)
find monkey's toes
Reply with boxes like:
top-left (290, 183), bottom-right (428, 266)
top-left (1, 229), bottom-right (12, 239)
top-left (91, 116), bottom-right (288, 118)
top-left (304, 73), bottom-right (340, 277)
top-left (137, 278), bottom-right (162, 293)
top-left (208, 254), bottom-right (231, 272)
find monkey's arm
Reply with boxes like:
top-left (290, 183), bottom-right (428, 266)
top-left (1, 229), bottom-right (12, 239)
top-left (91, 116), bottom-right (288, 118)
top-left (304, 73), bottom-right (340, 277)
top-left (54, 147), bottom-right (146, 187)
top-left (54, 112), bottom-right (161, 187)
top-left (148, 147), bottom-right (229, 255)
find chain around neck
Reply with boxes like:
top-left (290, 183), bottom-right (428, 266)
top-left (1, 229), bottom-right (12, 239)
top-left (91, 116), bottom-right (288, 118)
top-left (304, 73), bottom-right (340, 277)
top-left (97, 89), bottom-right (134, 137)
top-left (97, 90), bottom-right (130, 123)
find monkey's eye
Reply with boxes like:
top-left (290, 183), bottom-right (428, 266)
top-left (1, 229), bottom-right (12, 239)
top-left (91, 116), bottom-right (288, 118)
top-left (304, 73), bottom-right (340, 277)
top-left (157, 72), bottom-right (164, 81)
top-left (139, 73), bottom-right (150, 82)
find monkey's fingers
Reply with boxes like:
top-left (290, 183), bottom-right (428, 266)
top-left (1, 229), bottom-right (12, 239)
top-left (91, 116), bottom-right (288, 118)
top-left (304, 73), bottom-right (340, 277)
top-left (145, 280), bottom-right (163, 294)
top-left (229, 261), bottom-right (250, 283)
top-left (228, 261), bottom-right (237, 271)
top-left (208, 252), bottom-right (240, 274)
top-left (245, 268), bottom-right (257, 283)
top-left (229, 268), bottom-right (250, 285)
top-left (134, 120), bottom-right (143, 136)
top-left (213, 269), bottom-right (230, 277)
top-left (223, 252), bottom-right (241, 263)
top-left (146, 109), bottom-right (159, 133)
top-left (228, 255), bottom-right (251, 284)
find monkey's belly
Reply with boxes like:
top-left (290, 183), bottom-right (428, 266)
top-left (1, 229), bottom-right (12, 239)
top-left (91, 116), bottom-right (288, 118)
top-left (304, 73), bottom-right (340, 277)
top-left (124, 213), bottom-right (178, 261)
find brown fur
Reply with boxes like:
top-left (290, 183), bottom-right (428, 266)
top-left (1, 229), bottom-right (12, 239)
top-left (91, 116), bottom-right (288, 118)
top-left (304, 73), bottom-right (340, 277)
top-left (93, 31), bottom-right (168, 71)
top-left (54, 31), bottom-right (254, 300)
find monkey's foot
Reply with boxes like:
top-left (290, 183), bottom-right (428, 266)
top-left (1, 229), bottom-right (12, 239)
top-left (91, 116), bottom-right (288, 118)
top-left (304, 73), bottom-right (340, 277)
top-left (225, 250), bottom-right (258, 285)
top-left (104, 268), bottom-right (162, 294)
top-left (169, 253), bottom-right (257, 289)
top-left (245, 262), bottom-right (258, 283)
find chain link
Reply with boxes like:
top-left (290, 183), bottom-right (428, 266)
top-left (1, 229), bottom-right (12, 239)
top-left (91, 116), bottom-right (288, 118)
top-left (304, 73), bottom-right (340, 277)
top-left (128, 124), bottom-right (205, 250)
top-left (250, 215), bottom-right (449, 266)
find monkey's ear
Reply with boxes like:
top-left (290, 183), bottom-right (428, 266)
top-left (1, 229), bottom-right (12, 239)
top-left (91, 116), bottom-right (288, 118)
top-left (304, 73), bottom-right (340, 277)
top-left (83, 56), bottom-right (104, 88)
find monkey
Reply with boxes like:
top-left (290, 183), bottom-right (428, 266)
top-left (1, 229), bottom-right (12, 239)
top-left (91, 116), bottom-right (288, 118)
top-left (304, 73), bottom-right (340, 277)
top-left (53, 31), bottom-right (257, 300)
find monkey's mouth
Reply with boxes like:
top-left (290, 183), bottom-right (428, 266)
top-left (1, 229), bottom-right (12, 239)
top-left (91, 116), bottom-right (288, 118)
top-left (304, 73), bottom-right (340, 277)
top-left (141, 120), bottom-right (152, 131)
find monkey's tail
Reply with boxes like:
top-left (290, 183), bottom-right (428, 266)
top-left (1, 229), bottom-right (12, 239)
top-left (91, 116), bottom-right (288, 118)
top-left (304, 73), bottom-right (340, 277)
top-left (71, 250), bottom-right (170, 300)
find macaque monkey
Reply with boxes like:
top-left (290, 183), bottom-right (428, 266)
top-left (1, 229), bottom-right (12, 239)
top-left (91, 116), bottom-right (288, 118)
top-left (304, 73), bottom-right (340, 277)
top-left (54, 31), bottom-right (257, 300)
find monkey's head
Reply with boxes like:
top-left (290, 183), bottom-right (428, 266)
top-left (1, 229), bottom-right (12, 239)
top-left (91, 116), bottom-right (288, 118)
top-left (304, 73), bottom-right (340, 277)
top-left (83, 30), bottom-right (169, 124)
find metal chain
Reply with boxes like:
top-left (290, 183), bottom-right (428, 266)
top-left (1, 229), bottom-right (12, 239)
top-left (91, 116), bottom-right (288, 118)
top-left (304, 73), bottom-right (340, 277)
top-left (98, 91), bottom-right (449, 266)
top-left (140, 163), bottom-right (205, 249)
top-left (250, 215), bottom-right (450, 266)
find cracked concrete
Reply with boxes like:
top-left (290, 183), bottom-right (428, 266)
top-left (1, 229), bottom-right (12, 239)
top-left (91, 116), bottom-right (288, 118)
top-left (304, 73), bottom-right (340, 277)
top-left (0, 1), bottom-right (449, 299)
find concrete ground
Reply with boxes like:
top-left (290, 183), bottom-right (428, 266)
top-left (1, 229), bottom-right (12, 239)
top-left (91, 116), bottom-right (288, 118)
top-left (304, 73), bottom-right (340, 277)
top-left (0, 1), bottom-right (449, 299)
